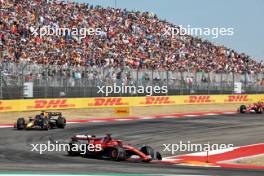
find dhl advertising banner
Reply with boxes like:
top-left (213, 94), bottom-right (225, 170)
top-left (0, 94), bottom-right (264, 112)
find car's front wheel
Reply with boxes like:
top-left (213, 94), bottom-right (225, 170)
top-left (16, 118), bottom-right (25, 130)
top-left (56, 117), bottom-right (66, 128)
top-left (256, 107), bottom-right (263, 114)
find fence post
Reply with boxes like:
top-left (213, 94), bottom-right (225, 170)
top-left (262, 72), bottom-right (264, 93)
top-left (194, 72), bottom-right (197, 94)
top-left (244, 72), bottom-right (247, 92)
top-left (220, 72), bottom-right (223, 94)
top-left (256, 73), bottom-right (258, 94)
top-left (151, 69), bottom-right (154, 88)
top-left (136, 68), bottom-right (139, 96)
top-left (180, 71), bottom-right (184, 95)
top-left (0, 64), bottom-right (3, 99)
top-left (21, 63), bottom-right (29, 99)
top-left (44, 66), bottom-right (48, 98)
top-left (207, 72), bottom-right (210, 94)
top-left (232, 71), bottom-right (235, 94)
top-left (166, 70), bottom-right (169, 96)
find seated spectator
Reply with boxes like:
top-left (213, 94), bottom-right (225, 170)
top-left (0, 0), bottom-right (262, 75)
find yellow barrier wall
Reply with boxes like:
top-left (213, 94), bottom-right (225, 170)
top-left (1, 94), bottom-right (264, 112)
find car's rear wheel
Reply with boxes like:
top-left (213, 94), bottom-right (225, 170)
top-left (140, 146), bottom-right (154, 159)
top-left (108, 146), bottom-right (126, 161)
top-left (17, 118), bottom-right (25, 130)
top-left (239, 105), bottom-right (247, 113)
top-left (68, 140), bottom-right (80, 156)
top-left (56, 117), bottom-right (66, 128)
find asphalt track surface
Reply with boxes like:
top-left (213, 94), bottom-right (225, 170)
top-left (0, 113), bottom-right (264, 175)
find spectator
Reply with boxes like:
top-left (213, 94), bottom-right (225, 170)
top-left (0, 0), bottom-right (263, 75)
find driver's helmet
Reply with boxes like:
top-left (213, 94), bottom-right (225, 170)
top-left (101, 134), bottom-right (112, 143)
top-left (40, 111), bottom-right (48, 118)
top-left (43, 112), bottom-right (48, 118)
top-left (35, 115), bottom-right (41, 119)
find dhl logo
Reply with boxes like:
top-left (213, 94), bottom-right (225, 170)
top-left (89, 98), bottom-right (128, 106)
top-left (0, 101), bottom-right (12, 111)
top-left (224, 95), bottom-right (249, 102)
top-left (184, 95), bottom-right (214, 103)
top-left (28, 99), bottom-right (75, 109)
top-left (141, 96), bottom-right (175, 105)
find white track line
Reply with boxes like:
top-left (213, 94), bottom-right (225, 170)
top-left (223, 112), bottom-right (237, 114)
top-left (205, 113), bottom-right (219, 116)
top-left (66, 122), bottom-right (80, 124)
top-left (138, 117), bottom-right (156, 120)
top-left (184, 114), bottom-right (200, 117)
top-left (114, 119), bottom-right (133, 121)
top-left (89, 120), bottom-right (106, 123)
top-left (161, 116), bottom-right (177, 118)
top-left (0, 126), bottom-right (13, 128)
top-left (177, 163), bottom-right (220, 168)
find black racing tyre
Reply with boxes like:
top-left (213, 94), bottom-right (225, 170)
top-left (256, 107), bottom-right (263, 114)
top-left (68, 140), bottom-right (80, 156)
top-left (108, 146), bottom-right (126, 161)
top-left (17, 118), bottom-right (25, 130)
top-left (140, 146), bottom-right (154, 159)
top-left (56, 117), bottom-right (66, 128)
top-left (239, 105), bottom-right (247, 113)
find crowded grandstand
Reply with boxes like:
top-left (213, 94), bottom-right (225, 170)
top-left (1, 0), bottom-right (263, 71)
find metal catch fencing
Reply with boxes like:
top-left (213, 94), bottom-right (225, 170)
top-left (1, 62), bottom-right (264, 99)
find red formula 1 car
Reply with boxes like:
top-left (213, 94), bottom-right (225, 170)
top-left (238, 102), bottom-right (264, 114)
top-left (67, 134), bottom-right (162, 162)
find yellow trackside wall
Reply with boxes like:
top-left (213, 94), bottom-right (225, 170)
top-left (0, 94), bottom-right (264, 112)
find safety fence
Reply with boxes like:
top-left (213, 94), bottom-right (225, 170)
top-left (1, 62), bottom-right (264, 99)
top-left (0, 94), bottom-right (263, 112)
